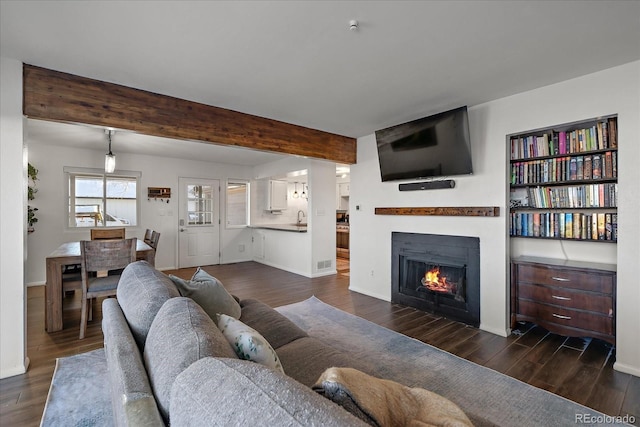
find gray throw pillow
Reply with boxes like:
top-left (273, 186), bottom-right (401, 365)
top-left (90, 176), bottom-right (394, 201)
top-left (144, 297), bottom-right (237, 422)
top-left (169, 267), bottom-right (241, 320)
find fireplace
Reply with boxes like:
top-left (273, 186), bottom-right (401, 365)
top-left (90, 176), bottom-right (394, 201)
top-left (391, 232), bottom-right (480, 327)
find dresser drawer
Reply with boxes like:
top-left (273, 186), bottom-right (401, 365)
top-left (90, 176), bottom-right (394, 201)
top-left (518, 283), bottom-right (613, 315)
top-left (518, 299), bottom-right (613, 336)
top-left (517, 264), bottom-right (613, 294)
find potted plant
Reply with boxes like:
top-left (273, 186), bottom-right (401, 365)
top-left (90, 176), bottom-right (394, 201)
top-left (27, 163), bottom-right (38, 233)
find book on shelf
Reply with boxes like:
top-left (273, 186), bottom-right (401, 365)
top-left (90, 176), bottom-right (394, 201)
top-left (604, 151), bottom-right (613, 178)
top-left (597, 213), bottom-right (606, 240)
top-left (576, 156), bottom-right (584, 180)
top-left (605, 213), bottom-right (613, 240)
top-left (592, 154), bottom-right (602, 179)
top-left (583, 155), bottom-right (593, 180)
top-left (597, 122), bottom-right (604, 150)
top-left (608, 117), bottom-right (617, 148)
top-left (559, 131), bottom-right (567, 154)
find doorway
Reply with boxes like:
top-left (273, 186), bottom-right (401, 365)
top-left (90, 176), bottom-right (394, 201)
top-left (178, 178), bottom-right (220, 268)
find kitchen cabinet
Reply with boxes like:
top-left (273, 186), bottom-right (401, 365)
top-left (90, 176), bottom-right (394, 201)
top-left (336, 182), bottom-right (350, 210)
top-left (336, 224), bottom-right (349, 259)
top-left (339, 183), bottom-right (350, 197)
top-left (266, 180), bottom-right (288, 211)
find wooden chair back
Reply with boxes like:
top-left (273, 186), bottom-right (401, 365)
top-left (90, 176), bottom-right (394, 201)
top-left (81, 238), bottom-right (137, 274)
top-left (79, 237), bottom-right (136, 339)
top-left (143, 228), bottom-right (153, 244)
top-left (149, 231), bottom-right (161, 250)
top-left (91, 227), bottom-right (126, 240)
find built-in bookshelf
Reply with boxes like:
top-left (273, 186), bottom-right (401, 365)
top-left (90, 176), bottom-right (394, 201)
top-left (509, 115), bottom-right (617, 243)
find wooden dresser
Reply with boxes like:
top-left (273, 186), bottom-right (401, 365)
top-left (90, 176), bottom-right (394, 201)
top-left (511, 256), bottom-right (616, 344)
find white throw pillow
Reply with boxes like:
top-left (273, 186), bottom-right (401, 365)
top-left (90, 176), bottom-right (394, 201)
top-left (217, 314), bottom-right (285, 374)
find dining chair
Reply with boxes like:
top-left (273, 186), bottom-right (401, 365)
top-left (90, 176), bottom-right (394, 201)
top-left (91, 227), bottom-right (126, 240)
top-left (149, 231), bottom-right (161, 250)
top-left (138, 230), bottom-right (160, 261)
top-left (79, 237), bottom-right (136, 339)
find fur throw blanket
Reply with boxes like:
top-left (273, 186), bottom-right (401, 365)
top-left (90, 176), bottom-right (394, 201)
top-left (313, 367), bottom-right (473, 427)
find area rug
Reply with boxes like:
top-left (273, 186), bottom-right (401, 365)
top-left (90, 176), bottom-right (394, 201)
top-left (41, 348), bottom-right (112, 427)
top-left (276, 296), bottom-right (616, 427)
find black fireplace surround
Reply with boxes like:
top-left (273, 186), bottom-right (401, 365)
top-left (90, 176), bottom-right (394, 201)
top-left (391, 232), bottom-right (480, 327)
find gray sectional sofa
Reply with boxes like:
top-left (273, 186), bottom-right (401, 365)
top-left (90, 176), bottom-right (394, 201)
top-left (102, 261), bottom-right (369, 426)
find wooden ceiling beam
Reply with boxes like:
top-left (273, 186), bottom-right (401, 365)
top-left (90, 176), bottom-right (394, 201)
top-left (22, 64), bottom-right (356, 164)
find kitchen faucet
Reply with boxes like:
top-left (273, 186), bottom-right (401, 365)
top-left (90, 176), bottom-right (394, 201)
top-left (297, 210), bottom-right (306, 225)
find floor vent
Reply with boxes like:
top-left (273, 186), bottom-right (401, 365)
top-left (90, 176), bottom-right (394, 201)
top-left (317, 260), bottom-right (332, 270)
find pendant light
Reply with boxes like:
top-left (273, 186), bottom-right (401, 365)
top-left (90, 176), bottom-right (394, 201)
top-left (301, 184), bottom-right (307, 199)
top-left (105, 129), bottom-right (116, 173)
top-left (292, 182), bottom-right (299, 199)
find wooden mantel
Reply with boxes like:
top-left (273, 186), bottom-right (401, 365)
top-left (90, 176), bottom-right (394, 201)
top-left (22, 64), bottom-right (357, 164)
top-left (375, 207), bottom-right (500, 217)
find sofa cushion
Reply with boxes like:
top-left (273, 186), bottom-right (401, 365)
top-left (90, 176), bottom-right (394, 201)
top-left (144, 297), bottom-right (237, 422)
top-left (239, 298), bottom-right (308, 349)
top-left (217, 314), bottom-right (284, 373)
top-left (276, 336), bottom-right (366, 387)
top-left (117, 261), bottom-right (180, 350)
top-left (170, 357), bottom-right (368, 426)
top-left (169, 267), bottom-right (241, 320)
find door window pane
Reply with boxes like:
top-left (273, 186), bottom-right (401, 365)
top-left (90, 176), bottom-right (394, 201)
top-left (187, 184), bottom-right (214, 225)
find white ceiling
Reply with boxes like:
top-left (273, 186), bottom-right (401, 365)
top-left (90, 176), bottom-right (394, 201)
top-left (2, 1), bottom-right (639, 165)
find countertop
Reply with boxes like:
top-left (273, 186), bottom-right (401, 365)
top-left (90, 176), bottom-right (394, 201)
top-left (250, 223), bottom-right (308, 233)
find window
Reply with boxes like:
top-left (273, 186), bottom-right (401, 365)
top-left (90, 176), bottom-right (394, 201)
top-left (66, 167), bottom-right (140, 228)
top-left (186, 183), bottom-right (214, 225)
top-left (226, 180), bottom-right (248, 227)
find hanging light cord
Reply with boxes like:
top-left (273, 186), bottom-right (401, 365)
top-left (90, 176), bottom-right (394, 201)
top-left (107, 131), bottom-right (113, 155)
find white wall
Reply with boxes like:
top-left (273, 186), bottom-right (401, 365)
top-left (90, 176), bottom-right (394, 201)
top-left (0, 57), bottom-right (27, 378)
top-left (350, 61), bottom-right (640, 376)
top-left (25, 142), bottom-right (257, 283)
top-left (308, 160), bottom-right (338, 276)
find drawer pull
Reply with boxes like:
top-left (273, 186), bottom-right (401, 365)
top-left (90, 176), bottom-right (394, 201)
top-left (552, 295), bottom-right (571, 301)
top-left (551, 276), bottom-right (570, 282)
top-left (552, 313), bottom-right (572, 320)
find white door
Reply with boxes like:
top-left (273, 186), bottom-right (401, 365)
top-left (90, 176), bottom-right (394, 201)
top-left (178, 178), bottom-right (220, 268)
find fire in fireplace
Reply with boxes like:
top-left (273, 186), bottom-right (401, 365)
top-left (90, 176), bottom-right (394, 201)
top-left (419, 265), bottom-right (465, 302)
top-left (392, 232), bottom-right (480, 327)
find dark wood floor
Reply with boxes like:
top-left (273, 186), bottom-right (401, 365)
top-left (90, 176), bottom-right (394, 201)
top-left (1, 261), bottom-right (638, 426)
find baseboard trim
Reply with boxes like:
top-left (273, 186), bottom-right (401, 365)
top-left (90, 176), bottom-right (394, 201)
top-left (613, 361), bottom-right (640, 377)
top-left (252, 259), bottom-right (312, 278)
top-left (479, 324), bottom-right (509, 338)
top-left (310, 269), bottom-right (338, 278)
top-left (347, 285), bottom-right (390, 302)
top-left (27, 281), bottom-right (45, 287)
top-left (0, 360), bottom-right (28, 379)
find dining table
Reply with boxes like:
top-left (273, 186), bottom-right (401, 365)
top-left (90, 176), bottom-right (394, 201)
top-left (44, 239), bottom-right (155, 332)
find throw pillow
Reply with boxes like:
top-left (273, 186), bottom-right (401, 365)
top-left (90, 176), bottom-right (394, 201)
top-left (169, 268), bottom-right (241, 320)
top-left (217, 314), bottom-right (285, 374)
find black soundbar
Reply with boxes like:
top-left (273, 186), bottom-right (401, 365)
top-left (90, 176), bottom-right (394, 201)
top-left (398, 180), bottom-right (455, 191)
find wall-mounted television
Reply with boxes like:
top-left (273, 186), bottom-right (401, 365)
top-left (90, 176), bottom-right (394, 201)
top-left (375, 106), bottom-right (473, 182)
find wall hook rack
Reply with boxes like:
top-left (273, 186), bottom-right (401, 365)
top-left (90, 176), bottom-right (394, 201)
top-left (148, 187), bottom-right (171, 203)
